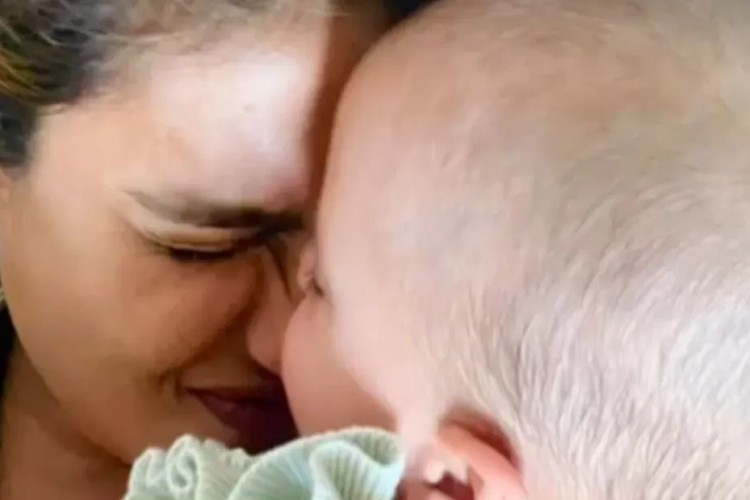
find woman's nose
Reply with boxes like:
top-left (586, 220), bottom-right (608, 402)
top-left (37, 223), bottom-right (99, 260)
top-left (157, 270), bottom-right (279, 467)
top-left (245, 257), bottom-right (298, 375)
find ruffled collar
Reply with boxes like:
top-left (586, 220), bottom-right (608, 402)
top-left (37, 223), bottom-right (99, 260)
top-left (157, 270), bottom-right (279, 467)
top-left (127, 427), bottom-right (405, 500)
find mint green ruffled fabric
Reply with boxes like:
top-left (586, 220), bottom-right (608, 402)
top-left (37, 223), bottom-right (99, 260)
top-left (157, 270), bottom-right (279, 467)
top-left (126, 427), bottom-right (405, 500)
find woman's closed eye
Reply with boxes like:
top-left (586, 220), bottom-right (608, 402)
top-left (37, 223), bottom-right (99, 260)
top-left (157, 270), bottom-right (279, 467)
top-left (160, 245), bottom-right (243, 263)
top-left (147, 233), bottom-right (248, 264)
top-left (147, 230), bottom-right (292, 267)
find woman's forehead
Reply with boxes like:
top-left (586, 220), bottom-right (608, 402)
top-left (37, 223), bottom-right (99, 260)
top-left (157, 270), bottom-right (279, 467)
top-left (124, 53), bottom-right (326, 211)
top-left (34, 36), bottom-right (344, 214)
top-left (29, 5), bottom-right (383, 220)
top-left (142, 26), bottom-right (359, 195)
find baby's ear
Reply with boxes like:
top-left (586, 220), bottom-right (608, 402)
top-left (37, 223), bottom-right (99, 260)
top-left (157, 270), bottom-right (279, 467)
top-left (416, 424), bottom-right (526, 500)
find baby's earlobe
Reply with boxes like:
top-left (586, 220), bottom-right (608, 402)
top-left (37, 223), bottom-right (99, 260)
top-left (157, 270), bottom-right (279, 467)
top-left (424, 425), bottom-right (526, 500)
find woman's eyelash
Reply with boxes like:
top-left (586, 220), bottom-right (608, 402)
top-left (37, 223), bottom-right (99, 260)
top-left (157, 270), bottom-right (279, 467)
top-left (156, 244), bottom-right (240, 263)
top-left (156, 231), bottom-right (293, 272)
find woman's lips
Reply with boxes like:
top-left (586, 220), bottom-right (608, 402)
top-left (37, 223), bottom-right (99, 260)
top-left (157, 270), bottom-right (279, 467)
top-left (188, 384), bottom-right (297, 452)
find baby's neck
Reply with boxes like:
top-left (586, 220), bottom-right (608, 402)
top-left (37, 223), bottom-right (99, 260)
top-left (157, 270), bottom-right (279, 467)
top-left (0, 348), bottom-right (129, 500)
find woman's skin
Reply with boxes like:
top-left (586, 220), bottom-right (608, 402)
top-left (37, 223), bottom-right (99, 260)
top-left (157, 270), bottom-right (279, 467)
top-left (0, 4), bottom-right (385, 499)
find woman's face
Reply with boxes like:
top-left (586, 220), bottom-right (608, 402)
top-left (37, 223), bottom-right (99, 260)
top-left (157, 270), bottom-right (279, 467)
top-left (0, 14), bottom-right (377, 460)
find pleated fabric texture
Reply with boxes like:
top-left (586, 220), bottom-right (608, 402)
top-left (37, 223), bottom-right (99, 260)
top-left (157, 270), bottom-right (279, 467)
top-left (126, 427), bottom-right (405, 500)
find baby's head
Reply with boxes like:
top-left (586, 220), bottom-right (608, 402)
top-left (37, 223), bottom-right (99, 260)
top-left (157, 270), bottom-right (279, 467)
top-left (284, 0), bottom-right (750, 497)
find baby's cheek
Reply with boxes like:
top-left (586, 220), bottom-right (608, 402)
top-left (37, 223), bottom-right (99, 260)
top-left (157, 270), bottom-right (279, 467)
top-left (282, 300), bottom-right (322, 433)
top-left (282, 298), bottom-right (391, 435)
top-left (333, 312), bottom-right (444, 446)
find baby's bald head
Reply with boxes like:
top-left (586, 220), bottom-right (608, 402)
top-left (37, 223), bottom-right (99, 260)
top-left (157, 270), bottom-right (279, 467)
top-left (290, 0), bottom-right (750, 497)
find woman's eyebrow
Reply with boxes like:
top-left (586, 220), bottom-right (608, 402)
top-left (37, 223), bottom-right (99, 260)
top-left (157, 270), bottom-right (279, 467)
top-left (127, 190), bottom-right (304, 231)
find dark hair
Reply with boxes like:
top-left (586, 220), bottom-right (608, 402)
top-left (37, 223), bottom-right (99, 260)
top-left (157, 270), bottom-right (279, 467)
top-left (384, 0), bottom-right (436, 19)
top-left (0, 0), bottom-right (117, 167)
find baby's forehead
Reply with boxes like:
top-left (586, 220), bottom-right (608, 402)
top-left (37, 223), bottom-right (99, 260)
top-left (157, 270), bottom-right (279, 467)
top-left (322, 43), bottom-right (451, 211)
